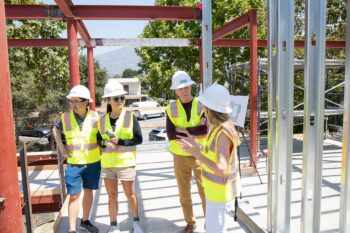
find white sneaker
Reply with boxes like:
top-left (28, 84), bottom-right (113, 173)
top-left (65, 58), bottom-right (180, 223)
top-left (107, 225), bottom-right (120, 233)
top-left (133, 221), bottom-right (144, 233)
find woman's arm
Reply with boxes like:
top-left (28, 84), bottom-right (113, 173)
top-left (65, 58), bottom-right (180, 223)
top-left (178, 131), bottom-right (232, 176)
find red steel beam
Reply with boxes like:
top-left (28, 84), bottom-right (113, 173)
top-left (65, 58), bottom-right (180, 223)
top-left (7, 38), bottom-right (345, 49)
top-left (5, 4), bottom-right (64, 20)
top-left (8, 38), bottom-right (68, 47)
top-left (249, 10), bottom-right (258, 169)
top-left (76, 20), bottom-right (91, 46)
top-left (5, 4), bottom-right (201, 21)
top-left (67, 20), bottom-right (80, 88)
top-left (21, 194), bottom-right (61, 214)
top-left (54, 0), bottom-right (73, 17)
top-left (0, 1), bottom-right (23, 232)
top-left (212, 10), bottom-right (252, 42)
top-left (54, 0), bottom-right (91, 46)
top-left (87, 47), bottom-right (96, 110)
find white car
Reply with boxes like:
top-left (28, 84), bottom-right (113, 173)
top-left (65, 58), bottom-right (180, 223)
top-left (149, 127), bottom-right (168, 141)
top-left (131, 101), bottom-right (165, 120)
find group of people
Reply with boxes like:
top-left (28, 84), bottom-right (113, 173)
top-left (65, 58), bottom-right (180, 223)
top-left (53, 70), bottom-right (241, 233)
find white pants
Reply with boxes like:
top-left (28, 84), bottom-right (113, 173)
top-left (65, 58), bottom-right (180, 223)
top-left (205, 199), bottom-right (235, 233)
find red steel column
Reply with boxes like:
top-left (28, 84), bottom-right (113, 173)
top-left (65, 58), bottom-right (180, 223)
top-left (67, 20), bottom-right (80, 88)
top-left (0, 1), bottom-right (23, 232)
top-left (87, 47), bottom-right (96, 110)
top-left (249, 10), bottom-right (258, 170)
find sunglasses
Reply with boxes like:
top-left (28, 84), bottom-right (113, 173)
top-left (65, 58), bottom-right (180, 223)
top-left (109, 96), bottom-right (125, 102)
top-left (68, 99), bottom-right (84, 105)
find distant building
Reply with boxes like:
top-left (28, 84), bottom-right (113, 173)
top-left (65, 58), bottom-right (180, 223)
top-left (113, 78), bottom-right (148, 106)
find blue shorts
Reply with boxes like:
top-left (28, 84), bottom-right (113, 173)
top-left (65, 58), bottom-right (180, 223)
top-left (65, 161), bottom-right (101, 195)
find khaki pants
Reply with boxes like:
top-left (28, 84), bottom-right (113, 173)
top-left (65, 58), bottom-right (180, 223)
top-left (173, 154), bottom-right (206, 226)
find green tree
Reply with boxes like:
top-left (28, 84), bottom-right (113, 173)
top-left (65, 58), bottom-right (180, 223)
top-left (79, 55), bottom-right (109, 106)
top-left (122, 68), bottom-right (139, 78)
top-left (6, 0), bottom-right (69, 119)
top-left (136, 0), bottom-right (267, 99)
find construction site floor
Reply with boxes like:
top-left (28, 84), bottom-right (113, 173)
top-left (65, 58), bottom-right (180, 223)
top-left (28, 137), bottom-right (342, 233)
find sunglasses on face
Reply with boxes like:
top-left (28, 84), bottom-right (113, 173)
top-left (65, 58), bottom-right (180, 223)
top-left (109, 96), bottom-right (125, 102)
top-left (68, 99), bottom-right (84, 105)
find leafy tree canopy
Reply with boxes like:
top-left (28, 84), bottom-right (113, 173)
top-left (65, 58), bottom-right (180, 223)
top-left (6, 0), bottom-right (108, 123)
top-left (122, 68), bottom-right (140, 78)
top-left (136, 0), bottom-right (267, 99)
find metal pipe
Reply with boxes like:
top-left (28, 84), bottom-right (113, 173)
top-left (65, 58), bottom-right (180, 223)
top-left (201, 0), bottom-right (212, 90)
top-left (0, 1), bottom-right (23, 231)
top-left (87, 47), bottom-right (96, 110)
top-left (249, 9), bottom-right (258, 169)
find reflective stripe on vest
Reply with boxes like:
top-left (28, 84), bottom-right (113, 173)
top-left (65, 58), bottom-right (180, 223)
top-left (103, 145), bottom-right (136, 153)
top-left (202, 170), bottom-right (237, 184)
top-left (99, 111), bottom-right (136, 168)
top-left (166, 97), bottom-right (206, 156)
top-left (201, 124), bottom-right (240, 202)
top-left (62, 110), bottom-right (100, 165)
top-left (67, 143), bottom-right (99, 151)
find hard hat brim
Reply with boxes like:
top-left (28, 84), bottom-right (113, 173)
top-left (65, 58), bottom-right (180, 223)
top-left (102, 90), bottom-right (128, 98)
top-left (170, 80), bottom-right (195, 90)
top-left (198, 94), bottom-right (233, 114)
top-left (66, 94), bottom-right (93, 103)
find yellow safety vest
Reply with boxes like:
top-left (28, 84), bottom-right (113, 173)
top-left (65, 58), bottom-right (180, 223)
top-left (98, 111), bottom-right (136, 168)
top-left (166, 97), bottom-right (207, 156)
top-left (62, 110), bottom-right (100, 165)
top-left (201, 124), bottom-right (240, 202)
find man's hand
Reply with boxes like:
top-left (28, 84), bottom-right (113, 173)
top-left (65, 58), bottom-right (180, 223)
top-left (60, 146), bottom-right (69, 159)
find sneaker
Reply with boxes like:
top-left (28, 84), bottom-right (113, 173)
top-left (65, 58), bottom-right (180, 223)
top-left (107, 225), bottom-right (120, 233)
top-left (133, 221), bottom-right (144, 233)
top-left (68, 231), bottom-right (76, 233)
top-left (182, 224), bottom-right (196, 233)
top-left (80, 220), bottom-right (99, 233)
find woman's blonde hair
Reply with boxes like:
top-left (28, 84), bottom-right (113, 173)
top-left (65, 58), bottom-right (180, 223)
top-left (205, 108), bottom-right (240, 145)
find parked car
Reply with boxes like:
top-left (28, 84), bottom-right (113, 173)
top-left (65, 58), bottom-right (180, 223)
top-left (149, 127), bottom-right (168, 141)
top-left (19, 125), bottom-right (52, 138)
top-left (131, 101), bottom-right (165, 120)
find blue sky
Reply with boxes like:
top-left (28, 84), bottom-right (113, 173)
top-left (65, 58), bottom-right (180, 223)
top-left (42, 0), bottom-right (156, 55)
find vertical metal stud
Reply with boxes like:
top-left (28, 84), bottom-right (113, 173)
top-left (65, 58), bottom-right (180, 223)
top-left (201, 0), bottom-right (212, 89)
top-left (340, 1), bottom-right (350, 232)
top-left (274, 0), bottom-right (295, 232)
top-left (301, 0), bottom-right (327, 232)
top-left (267, 0), bottom-right (278, 231)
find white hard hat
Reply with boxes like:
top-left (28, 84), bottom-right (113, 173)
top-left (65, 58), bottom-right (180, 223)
top-left (198, 84), bottom-right (233, 113)
top-left (170, 71), bottom-right (195, 90)
top-left (66, 85), bottom-right (93, 103)
top-left (102, 79), bottom-right (128, 98)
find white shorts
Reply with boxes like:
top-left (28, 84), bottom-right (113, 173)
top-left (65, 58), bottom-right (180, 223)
top-left (205, 199), bottom-right (235, 233)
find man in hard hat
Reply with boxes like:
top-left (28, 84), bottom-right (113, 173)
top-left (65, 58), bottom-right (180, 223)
top-left (166, 71), bottom-right (208, 233)
top-left (53, 85), bottom-right (101, 233)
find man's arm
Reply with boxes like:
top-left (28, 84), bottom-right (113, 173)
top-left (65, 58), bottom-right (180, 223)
top-left (52, 126), bottom-right (69, 158)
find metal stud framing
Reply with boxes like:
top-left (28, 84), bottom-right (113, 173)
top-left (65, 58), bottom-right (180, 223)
top-left (201, 0), bottom-right (212, 89)
top-left (301, 0), bottom-right (327, 232)
top-left (340, 1), bottom-right (350, 232)
top-left (267, 0), bottom-right (277, 231)
top-left (274, 1), bottom-right (294, 232)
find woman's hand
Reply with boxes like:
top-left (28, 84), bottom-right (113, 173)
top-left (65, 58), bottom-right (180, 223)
top-left (105, 141), bottom-right (119, 151)
top-left (177, 131), bottom-right (201, 158)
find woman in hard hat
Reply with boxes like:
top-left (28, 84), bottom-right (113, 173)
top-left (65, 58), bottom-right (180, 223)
top-left (98, 79), bottom-right (144, 233)
top-left (178, 84), bottom-right (241, 233)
